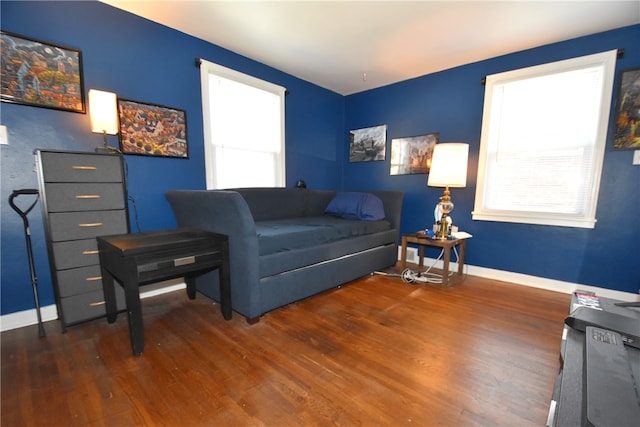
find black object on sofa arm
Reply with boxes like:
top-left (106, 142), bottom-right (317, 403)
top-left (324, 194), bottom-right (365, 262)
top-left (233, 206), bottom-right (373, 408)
top-left (165, 188), bottom-right (404, 322)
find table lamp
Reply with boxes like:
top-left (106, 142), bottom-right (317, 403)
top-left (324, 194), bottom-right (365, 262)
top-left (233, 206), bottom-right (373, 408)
top-left (427, 143), bottom-right (469, 239)
top-left (88, 89), bottom-right (118, 151)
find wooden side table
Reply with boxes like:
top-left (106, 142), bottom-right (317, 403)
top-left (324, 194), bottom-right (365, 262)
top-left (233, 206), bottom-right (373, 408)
top-left (400, 232), bottom-right (468, 286)
top-left (97, 228), bottom-right (231, 355)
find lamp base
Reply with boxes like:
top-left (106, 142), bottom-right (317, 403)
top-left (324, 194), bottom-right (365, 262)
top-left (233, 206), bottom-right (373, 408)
top-left (435, 213), bottom-right (451, 240)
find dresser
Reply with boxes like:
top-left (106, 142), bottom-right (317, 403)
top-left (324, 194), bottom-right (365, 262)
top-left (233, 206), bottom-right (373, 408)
top-left (35, 149), bottom-right (129, 330)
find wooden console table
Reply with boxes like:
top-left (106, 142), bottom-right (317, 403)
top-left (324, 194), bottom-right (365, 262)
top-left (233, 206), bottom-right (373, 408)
top-left (98, 228), bottom-right (231, 355)
top-left (400, 231), bottom-right (468, 286)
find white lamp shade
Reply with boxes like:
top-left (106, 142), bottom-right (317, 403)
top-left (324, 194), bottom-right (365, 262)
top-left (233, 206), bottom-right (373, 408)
top-left (89, 89), bottom-right (118, 135)
top-left (427, 143), bottom-right (469, 188)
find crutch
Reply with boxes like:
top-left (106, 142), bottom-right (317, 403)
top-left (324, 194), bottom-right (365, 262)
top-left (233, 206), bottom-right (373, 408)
top-left (9, 189), bottom-right (45, 337)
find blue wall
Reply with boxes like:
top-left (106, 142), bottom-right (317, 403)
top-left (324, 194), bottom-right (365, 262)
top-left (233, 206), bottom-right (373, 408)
top-left (344, 25), bottom-right (640, 295)
top-left (0, 1), bottom-right (344, 315)
top-left (1, 2), bottom-right (638, 317)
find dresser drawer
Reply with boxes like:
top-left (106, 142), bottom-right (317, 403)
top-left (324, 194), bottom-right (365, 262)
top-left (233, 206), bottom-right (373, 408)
top-left (59, 288), bottom-right (125, 325)
top-left (57, 265), bottom-right (103, 297)
top-left (45, 183), bottom-right (126, 212)
top-left (52, 239), bottom-right (99, 270)
top-left (39, 151), bottom-right (123, 183)
top-left (49, 210), bottom-right (128, 242)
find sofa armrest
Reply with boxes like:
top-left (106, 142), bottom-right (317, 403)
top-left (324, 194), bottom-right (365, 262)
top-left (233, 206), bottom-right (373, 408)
top-left (370, 190), bottom-right (404, 233)
top-left (165, 190), bottom-right (261, 317)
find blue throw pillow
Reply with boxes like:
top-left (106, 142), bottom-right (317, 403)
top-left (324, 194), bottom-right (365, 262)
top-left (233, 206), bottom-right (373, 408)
top-left (325, 192), bottom-right (385, 221)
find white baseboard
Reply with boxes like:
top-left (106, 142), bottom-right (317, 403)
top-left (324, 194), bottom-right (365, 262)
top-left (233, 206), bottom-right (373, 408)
top-left (3, 253), bottom-right (638, 332)
top-left (397, 248), bottom-right (639, 302)
top-left (0, 304), bottom-right (60, 332)
top-left (0, 279), bottom-right (186, 333)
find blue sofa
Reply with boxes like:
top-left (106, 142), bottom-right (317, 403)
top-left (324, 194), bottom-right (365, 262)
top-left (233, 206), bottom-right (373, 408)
top-left (165, 188), bottom-right (404, 322)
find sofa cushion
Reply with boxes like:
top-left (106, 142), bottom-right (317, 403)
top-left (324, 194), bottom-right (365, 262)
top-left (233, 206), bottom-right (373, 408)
top-left (324, 192), bottom-right (385, 220)
top-left (255, 216), bottom-right (391, 256)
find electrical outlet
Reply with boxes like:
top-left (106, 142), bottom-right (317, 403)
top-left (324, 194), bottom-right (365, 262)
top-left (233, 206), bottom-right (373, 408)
top-left (633, 150), bottom-right (640, 165)
top-left (0, 125), bottom-right (7, 145)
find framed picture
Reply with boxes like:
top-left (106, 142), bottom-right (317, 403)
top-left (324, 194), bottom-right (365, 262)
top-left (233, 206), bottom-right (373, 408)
top-left (117, 98), bottom-right (188, 158)
top-left (0, 31), bottom-right (85, 113)
top-left (349, 124), bottom-right (387, 162)
top-left (612, 66), bottom-right (640, 150)
top-left (390, 132), bottom-right (439, 175)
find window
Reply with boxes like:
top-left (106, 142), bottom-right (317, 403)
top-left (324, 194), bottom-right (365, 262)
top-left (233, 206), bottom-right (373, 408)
top-left (473, 50), bottom-right (617, 228)
top-left (199, 60), bottom-right (286, 189)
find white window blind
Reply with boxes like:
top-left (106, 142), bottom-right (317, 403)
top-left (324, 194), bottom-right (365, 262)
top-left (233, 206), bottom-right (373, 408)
top-left (199, 60), bottom-right (286, 189)
top-left (473, 50), bottom-right (617, 228)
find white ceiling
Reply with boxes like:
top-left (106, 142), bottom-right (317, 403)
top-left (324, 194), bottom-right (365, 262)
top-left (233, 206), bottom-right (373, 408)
top-left (102, 1), bottom-right (640, 95)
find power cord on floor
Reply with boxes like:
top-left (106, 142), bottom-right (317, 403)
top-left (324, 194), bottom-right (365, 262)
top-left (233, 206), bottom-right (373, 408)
top-left (373, 246), bottom-right (468, 285)
top-left (400, 246), bottom-right (463, 285)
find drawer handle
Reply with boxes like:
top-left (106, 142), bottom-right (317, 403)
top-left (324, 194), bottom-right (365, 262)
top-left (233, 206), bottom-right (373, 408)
top-left (78, 222), bottom-right (103, 228)
top-left (89, 301), bottom-right (105, 307)
top-left (75, 195), bottom-right (101, 199)
top-left (175, 256), bottom-right (196, 266)
top-left (85, 276), bottom-right (102, 282)
top-left (82, 250), bottom-right (99, 255)
top-left (72, 165), bottom-right (97, 171)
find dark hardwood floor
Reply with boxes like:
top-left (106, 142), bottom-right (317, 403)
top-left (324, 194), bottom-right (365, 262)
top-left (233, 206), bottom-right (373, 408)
top-left (1, 265), bottom-right (571, 426)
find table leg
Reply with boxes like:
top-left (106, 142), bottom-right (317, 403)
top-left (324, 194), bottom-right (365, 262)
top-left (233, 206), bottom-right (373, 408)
top-left (400, 236), bottom-right (408, 269)
top-left (122, 263), bottom-right (144, 355)
top-left (458, 240), bottom-right (466, 275)
top-left (418, 245), bottom-right (425, 267)
top-left (219, 241), bottom-right (232, 320)
top-left (185, 274), bottom-right (197, 300)
top-left (100, 266), bottom-right (118, 324)
top-left (442, 246), bottom-right (451, 286)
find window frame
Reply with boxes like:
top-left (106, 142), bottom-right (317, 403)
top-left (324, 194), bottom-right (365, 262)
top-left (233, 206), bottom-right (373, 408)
top-left (472, 50), bottom-right (618, 229)
top-left (199, 59), bottom-right (286, 189)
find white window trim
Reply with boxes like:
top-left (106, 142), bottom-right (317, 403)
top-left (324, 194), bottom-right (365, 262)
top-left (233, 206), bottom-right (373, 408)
top-left (199, 59), bottom-right (286, 189)
top-left (473, 50), bottom-right (618, 229)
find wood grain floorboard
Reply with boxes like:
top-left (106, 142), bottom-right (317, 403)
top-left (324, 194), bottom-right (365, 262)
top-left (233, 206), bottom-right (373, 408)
top-left (1, 266), bottom-right (571, 426)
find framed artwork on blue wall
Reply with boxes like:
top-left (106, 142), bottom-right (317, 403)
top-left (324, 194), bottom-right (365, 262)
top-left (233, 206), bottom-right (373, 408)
top-left (390, 132), bottom-right (439, 175)
top-left (612, 66), bottom-right (640, 150)
top-left (117, 98), bottom-right (189, 158)
top-left (349, 124), bottom-right (387, 162)
top-left (0, 31), bottom-right (85, 113)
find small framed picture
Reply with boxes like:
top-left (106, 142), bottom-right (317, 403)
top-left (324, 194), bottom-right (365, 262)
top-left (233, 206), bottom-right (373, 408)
top-left (117, 98), bottom-right (188, 158)
top-left (0, 31), bottom-right (85, 113)
top-left (390, 132), bottom-right (439, 175)
top-left (612, 66), bottom-right (640, 150)
top-left (349, 124), bottom-right (387, 162)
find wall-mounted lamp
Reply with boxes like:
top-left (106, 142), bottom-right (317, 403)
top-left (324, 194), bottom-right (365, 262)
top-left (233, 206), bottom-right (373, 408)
top-left (427, 143), bottom-right (469, 239)
top-left (88, 89), bottom-right (118, 149)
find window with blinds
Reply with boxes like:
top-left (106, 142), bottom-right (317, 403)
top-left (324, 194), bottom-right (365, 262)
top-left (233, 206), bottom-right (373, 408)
top-left (199, 59), bottom-right (286, 189)
top-left (473, 50), bottom-right (617, 228)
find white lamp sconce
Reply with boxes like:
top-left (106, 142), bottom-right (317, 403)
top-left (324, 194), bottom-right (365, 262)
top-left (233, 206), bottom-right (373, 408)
top-left (88, 89), bottom-right (118, 151)
top-left (427, 143), bottom-right (469, 239)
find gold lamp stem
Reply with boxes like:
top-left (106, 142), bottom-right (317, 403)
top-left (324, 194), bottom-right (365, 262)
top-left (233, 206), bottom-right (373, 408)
top-left (435, 185), bottom-right (454, 240)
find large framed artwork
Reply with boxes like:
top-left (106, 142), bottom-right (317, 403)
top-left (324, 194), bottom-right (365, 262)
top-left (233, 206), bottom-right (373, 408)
top-left (612, 66), bottom-right (640, 150)
top-left (117, 98), bottom-right (188, 158)
top-left (349, 124), bottom-right (387, 162)
top-left (0, 31), bottom-right (85, 113)
top-left (390, 132), bottom-right (439, 175)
